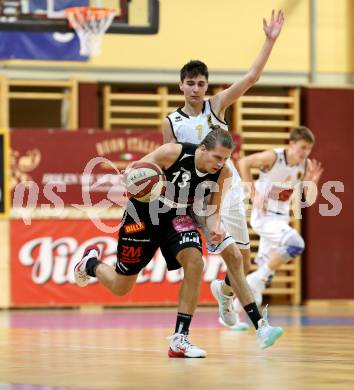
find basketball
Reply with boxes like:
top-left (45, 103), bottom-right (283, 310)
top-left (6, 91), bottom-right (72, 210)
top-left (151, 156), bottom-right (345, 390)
top-left (125, 161), bottom-right (166, 202)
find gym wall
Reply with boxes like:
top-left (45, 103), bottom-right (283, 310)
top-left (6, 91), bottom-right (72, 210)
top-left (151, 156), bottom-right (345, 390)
top-left (301, 87), bottom-right (354, 300)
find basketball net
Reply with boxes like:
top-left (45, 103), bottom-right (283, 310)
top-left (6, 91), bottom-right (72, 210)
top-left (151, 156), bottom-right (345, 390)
top-left (65, 7), bottom-right (116, 57)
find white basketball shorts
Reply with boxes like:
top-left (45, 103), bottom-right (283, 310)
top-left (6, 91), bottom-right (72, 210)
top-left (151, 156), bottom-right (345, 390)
top-left (191, 194), bottom-right (250, 255)
top-left (250, 209), bottom-right (297, 266)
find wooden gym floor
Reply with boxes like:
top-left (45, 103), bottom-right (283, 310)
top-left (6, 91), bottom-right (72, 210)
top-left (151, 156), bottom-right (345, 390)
top-left (0, 305), bottom-right (354, 390)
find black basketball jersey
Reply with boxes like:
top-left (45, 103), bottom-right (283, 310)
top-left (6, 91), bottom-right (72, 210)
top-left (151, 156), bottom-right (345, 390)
top-left (161, 143), bottom-right (222, 208)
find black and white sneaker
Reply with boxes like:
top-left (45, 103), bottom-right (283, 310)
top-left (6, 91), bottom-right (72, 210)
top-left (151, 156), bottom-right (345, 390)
top-left (74, 245), bottom-right (100, 287)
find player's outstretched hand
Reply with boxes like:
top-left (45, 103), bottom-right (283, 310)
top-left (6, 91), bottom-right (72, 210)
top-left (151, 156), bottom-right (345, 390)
top-left (263, 9), bottom-right (285, 41)
top-left (304, 159), bottom-right (324, 183)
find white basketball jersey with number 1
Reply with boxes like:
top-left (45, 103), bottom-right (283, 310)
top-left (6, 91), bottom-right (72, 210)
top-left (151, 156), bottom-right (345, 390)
top-left (255, 148), bottom-right (307, 215)
top-left (167, 99), bottom-right (243, 200)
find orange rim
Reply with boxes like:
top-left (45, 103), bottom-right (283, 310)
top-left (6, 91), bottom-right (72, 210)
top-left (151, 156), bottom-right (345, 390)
top-left (65, 7), bottom-right (116, 20)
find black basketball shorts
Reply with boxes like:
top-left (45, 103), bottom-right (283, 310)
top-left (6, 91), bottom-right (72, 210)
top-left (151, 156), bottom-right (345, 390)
top-left (115, 201), bottom-right (202, 276)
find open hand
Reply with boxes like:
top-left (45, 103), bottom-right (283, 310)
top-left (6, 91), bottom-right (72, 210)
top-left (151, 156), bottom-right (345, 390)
top-left (304, 159), bottom-right (324, 183)
top-left (263, 10), bottom-right (285, 41)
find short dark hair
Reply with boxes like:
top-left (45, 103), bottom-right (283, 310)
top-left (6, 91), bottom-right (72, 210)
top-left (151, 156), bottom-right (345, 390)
top-left (200, 128), bottom-right (234, 150)
top-left (290, 126), bottom-right (315, 144)
top-left (180, 60), bottom-right (209, 82)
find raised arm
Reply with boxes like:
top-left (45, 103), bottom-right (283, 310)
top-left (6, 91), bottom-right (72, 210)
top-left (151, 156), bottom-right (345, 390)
top-left (162, 118), bottom-right (176, 143)
top-left (210, 10), bottom-right (284, 116)
top-left (238, 150), bottom-right (276, 201)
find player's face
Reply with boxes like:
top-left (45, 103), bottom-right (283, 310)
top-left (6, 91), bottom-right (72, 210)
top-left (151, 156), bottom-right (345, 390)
top-left (289, 140), bottom-right (313, 162)
top-left (202, 144), bottom-right (232, 173)
top-left (179, 75), bottom-right (208, 104)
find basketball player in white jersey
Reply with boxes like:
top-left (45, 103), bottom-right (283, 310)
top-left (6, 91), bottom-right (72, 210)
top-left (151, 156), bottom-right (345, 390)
top-left (163, 10), bottom-right (285, 330)
top-left (232, 127), bottom-right (324, 313)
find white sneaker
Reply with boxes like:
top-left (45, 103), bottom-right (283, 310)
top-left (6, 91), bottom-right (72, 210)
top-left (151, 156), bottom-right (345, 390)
top-left (210, 279), bottom-right (236, 327)
top-left (256, 305), bottom-right (283, 349)
top-left (233, 295), bottom-right (243, 315)
top-left (246, 272), bottom-right (265, 307)
top-left (218, 312), bottom-right (250, 331)
top-left (168, 333), bottom-right (207, 358)
top-left (232, 272), bottom-right (265, 314)
top-left (74, 245), bottom-right (100, 287)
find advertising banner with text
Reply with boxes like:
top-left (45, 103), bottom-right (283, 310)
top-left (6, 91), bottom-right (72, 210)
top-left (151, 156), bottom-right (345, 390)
top-left (10, 219), bottom-right (227, 306)
top-left (11, 129), bottom-right (163, 207)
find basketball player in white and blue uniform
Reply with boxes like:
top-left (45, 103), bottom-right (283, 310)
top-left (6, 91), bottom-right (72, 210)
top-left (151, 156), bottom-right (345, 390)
top-left (163, 10), bottom-right (285, 330)
top-left (233, 127), bottom-right (323, 312)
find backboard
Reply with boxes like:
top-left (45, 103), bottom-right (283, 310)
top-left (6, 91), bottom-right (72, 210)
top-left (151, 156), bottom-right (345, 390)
top-left (0, 0), bottom-right (159, 34)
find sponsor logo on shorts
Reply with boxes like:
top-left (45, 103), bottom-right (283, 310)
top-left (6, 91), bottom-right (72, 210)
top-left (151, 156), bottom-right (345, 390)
top-left (124, 222), bottom-right (146, 234)
top-left (172, 215), bottom-right (197, 233)
top-left (121, 245), bottom-right (143, 263)
top-left (179, 231), bottom-right (201, 245)
top-left (121, 237), bottom-right (151, 242)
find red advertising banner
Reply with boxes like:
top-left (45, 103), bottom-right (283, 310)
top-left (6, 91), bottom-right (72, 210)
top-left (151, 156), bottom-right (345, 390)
top-left (10, 129), bottom-right (163, 206)
top-left (10, 219), bottom-right (227, 306)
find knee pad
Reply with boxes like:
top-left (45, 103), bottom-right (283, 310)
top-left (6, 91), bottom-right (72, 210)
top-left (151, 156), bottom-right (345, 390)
top-left (278, 231), bottom-right (305, 262)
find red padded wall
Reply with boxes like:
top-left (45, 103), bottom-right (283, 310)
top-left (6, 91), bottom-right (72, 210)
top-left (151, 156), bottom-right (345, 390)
top-left (301, 88), bottom-right (354, 299)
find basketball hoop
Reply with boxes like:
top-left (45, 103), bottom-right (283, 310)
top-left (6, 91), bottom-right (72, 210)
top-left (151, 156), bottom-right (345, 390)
top-left (65, 7), bottom-right (116, 57)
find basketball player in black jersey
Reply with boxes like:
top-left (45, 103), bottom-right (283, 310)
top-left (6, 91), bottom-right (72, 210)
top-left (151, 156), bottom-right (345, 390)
top-left (74, 128), bottom-right (282, 357)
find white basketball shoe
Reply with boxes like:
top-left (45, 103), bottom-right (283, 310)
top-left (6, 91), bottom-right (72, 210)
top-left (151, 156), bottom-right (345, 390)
top-left (168, 333), bottom-right (207, 358)
top-left (74, 245), bottom-right (100, 287)
top-left (256, 305), bottom-right (283, 349)
top-left (211, 279), bottom-right (237, 326)
top-left (233, 271), bottom-right (265, 313)
top-left (211, 279), bottom-right (250, 331)
top-left (218, 312), bottom-right (250, 331)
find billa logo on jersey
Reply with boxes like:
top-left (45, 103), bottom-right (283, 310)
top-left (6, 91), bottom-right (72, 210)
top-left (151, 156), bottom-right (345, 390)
top-left (124, 222), bottom-right (146, 234)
